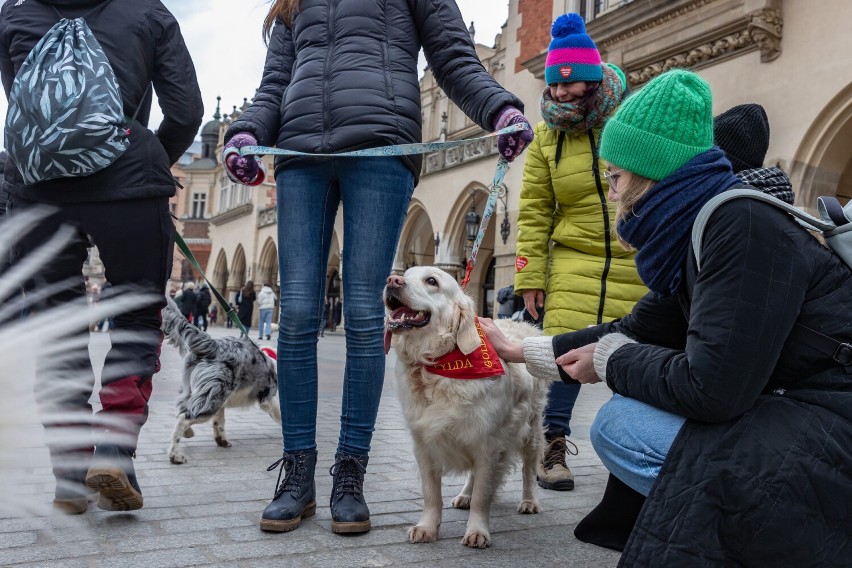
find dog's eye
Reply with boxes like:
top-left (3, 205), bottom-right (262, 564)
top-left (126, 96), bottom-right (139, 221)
top-left (425, 277), bottom-right (439, 287)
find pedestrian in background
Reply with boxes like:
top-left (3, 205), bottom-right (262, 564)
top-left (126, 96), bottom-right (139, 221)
top-left (236, 280), bottom-right (256, 332)
top-left (713, 103), bottom-right (795, 205)
top-left (195, 282), bottom-right (212, 331)
top-left (179, 281), bottom-right (197, 323)
top-left (257, 282), bottom-right (276, 340)
top-left (514, 14), bottom-right (646, 493)
top-left (223, 0), bottom-right (532, 536)
top-left (0, 0), bottom-right (203, 513)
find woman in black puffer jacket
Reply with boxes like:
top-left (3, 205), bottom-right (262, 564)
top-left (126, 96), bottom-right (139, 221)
top-left (481, 69), bottom-right (852, 567)
top-left (223, 0), bottom-right (534, 536)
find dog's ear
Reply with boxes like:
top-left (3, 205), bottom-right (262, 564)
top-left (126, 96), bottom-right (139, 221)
top-left (453, 295), bottom-right (481, 355)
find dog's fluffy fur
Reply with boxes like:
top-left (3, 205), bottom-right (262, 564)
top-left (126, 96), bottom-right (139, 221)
top-left (161, 298), bottom-right (280, 464)
top-left (384, 266), bottom-right (555, 548)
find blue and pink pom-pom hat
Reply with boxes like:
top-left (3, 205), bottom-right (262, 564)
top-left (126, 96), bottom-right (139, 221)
top-left (544, 13), bottom-right (603, 86)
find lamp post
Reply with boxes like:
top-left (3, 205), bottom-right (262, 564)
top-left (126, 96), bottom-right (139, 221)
top-left (464, 203), bottom-right (481, 261)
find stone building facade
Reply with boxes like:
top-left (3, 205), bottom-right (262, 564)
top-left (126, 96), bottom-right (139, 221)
top-left (186, 0), bottom-right (851, 324)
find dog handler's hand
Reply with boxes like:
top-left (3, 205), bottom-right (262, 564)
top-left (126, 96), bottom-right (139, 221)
top-left (493, 105), bottom-right (534, 162)
top-left (478, 318), bottom-right (525, 363)
top-left (555, 343), bottom-right (600, 384)
top-left (521, 289), bottom-right (545, 320)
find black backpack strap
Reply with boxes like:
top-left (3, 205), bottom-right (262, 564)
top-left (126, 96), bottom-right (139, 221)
top-left (790, 324), bottom-right (852, 367)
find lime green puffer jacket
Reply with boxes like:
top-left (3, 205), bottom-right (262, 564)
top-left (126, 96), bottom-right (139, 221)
top-left (514, 121), bottom-right (647, 334)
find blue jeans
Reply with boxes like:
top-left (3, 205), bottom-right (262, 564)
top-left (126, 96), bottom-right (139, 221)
top-left (590, 394), bottom-right (686, 496)
top-left (544, 381), bottom-right (581, 437)
top-left (258, 308), bottom-right (273, 338)
top-left (276, 157), bottom-right (414, 456)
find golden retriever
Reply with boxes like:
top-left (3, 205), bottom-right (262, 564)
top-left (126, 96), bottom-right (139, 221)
top-left (383, 266), bottom-right (554, 548)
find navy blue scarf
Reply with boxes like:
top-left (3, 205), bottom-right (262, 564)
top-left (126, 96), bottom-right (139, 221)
top-left (617, 147), bottom-right (739, 296)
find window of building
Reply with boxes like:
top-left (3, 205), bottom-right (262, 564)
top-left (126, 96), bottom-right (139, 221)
top-left (191, 192), bottom-right (207, 218)
top-left (217, 173), bottom-right (253, 214)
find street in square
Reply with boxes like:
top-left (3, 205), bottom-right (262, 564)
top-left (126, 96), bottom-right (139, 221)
top-left (1, 327), bottom-right (620, 567)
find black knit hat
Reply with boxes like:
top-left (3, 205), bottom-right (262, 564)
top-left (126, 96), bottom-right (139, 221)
top-left (713, 103), bottom-right (770, 173)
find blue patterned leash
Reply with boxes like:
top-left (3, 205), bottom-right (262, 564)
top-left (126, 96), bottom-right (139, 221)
top-left (239, 124), bottom-right (526, 290)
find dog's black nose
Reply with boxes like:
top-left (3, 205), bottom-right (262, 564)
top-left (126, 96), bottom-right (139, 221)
top-left (386, 274), bottom-right (405, 289)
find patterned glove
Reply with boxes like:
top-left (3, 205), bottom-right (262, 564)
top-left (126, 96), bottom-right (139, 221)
top-left (222, 132), bottom-right (265, 186)
top-left (494, 105), bottom-right (534, 162)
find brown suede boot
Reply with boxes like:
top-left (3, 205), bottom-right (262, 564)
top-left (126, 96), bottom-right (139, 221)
top-left (537, 434), bottom-right (577, 491)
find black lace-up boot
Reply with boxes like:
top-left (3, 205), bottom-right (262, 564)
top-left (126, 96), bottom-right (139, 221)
top-left (260, 450), bottom-right (317, 532)
top-left (329, 454), bottom-right (370, 534)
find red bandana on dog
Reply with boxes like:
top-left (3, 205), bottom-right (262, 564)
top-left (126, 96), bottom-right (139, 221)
top-left (424, 318), bottom-right (505, 379)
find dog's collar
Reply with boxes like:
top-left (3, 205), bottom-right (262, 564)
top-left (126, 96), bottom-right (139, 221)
top-left (423, 318), bottom-right (505, 379)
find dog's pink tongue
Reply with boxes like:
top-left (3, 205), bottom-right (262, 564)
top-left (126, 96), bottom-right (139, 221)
top-left (384, 325), bottom-right (392, 355)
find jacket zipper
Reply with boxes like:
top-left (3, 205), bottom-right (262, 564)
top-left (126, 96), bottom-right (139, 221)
top-left (321, 0), bottom-right (336, 152)
top-left (588, 130), bottom-right (611, 325)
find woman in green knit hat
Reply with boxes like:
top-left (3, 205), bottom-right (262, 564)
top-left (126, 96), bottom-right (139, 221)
top-left (483, 68), bottom-right (852, 564)
top-left (513, 13), bottom-right (646, 492)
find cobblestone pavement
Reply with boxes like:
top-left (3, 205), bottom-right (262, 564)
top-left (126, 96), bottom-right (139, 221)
top-left (2, 326), bottom-right (620, 567)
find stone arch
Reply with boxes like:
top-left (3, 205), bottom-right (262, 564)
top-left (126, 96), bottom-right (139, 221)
top-left (442, 181), bottom-right (497, 310)
top-left (257, 237), bottom-right (279, 289)
top-left (230, 245), bottom-right (247, 292)
top-left (791, 81), bottom-right (852, 207)
top-left (394, 199), bottom-right (435, 273)
top-left (211, 249), bottom-right (229, 296)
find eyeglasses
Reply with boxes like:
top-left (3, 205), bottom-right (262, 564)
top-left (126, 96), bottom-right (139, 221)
top-left (603, 169), bottom-right (623, 189)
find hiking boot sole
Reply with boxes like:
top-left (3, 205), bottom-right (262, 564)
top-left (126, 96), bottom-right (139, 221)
top-left (52, 497), bottom-right (89, 515)
top-left (537, 477), bottom-right (575, 491)
top-left (331, 519), bottom-right (371, 534)
top-left (86, 468), bottom-right (143, 511)
top-left (260, 502), bottom-right (316, 532)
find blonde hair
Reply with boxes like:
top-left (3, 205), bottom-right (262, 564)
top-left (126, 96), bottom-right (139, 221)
top-left (264, 0), bottom-right (300, 42)
top-left (613, 173), bottom-right (656, 250)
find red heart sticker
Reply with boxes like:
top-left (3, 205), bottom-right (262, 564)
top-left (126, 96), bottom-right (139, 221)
top-left (515, 257), bottom-right (528, 272)
top-left (559, 66), bottom-right (573, 79)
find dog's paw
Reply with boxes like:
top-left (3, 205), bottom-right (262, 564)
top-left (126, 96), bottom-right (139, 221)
top-left (518, 499), bottom-right (541, 514)
top-left (451, 495), bottom-right (471, 509)
top-left (215, 437), bottom-right (231, 448)
top-left (182, 427), bottom-right (195, 438)
top-left (408, 524), bottom-right (439, 543)
top-left (461, 528), bottom-right (491, 548)
top-left (169, 452), bottom-right (187, 465)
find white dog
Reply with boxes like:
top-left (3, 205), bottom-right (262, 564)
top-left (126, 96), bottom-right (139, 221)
top-left (384, 266), bottom-right (555, 548)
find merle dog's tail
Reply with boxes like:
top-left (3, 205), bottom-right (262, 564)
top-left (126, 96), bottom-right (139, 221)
top-left (162, 296), bottom-right (217, 359)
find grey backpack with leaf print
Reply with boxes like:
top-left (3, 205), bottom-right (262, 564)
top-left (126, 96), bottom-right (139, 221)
top-left (3, 0), bottom-right (138, 185)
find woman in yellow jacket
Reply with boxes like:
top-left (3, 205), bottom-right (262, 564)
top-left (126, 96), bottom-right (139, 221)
top-left (514, 13), bottom-right (647, 491)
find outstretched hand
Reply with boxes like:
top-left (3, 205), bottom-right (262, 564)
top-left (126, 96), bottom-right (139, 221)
top-left (478, 317), bottom-right (525, 363)
top-left (555, 343), bottom-right (600, 384)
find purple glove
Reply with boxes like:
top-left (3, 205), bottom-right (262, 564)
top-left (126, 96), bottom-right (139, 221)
top-left (494, 105), bottom-right (534, 162)
top-left (223, 132), bottom-right (265, 186)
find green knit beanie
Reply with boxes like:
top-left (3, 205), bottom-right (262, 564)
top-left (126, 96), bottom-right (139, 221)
top-left (599, 69), bottom-right (714, 181)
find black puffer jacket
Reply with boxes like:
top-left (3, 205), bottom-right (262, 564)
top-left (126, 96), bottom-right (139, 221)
top-left (225, 0), bottom-right (522, 183)
top-left (555, 199), bottom-right (852, 566)
top-left (0, 0), bottom-right (203, 203)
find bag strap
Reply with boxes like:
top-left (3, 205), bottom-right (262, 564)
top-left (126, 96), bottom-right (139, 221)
top-left (692, 185), bottom-right (836, 271)
top-left (691, 185), bottom-right (850, 367)
top-left (45, 0), bottom-right (115, 21)
top-left (174, 233), bottom-right (249, 338)
top-left (817, 196), bottom-right (851, 227)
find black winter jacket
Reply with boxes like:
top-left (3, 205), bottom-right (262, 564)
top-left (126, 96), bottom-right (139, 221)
top-left (555, 199), bottom-right (852, 566)
top-left (225, 0), bottom-right (522, 183)
top-left (0, 0), bottom-right (203, 203)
